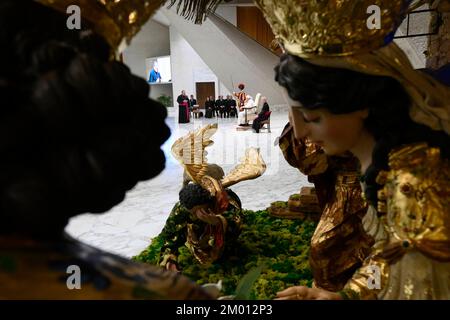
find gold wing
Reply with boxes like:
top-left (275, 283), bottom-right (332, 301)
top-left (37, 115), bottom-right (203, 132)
top-left (221, 148), bottom-right (266, 189)
top-left (171, 123), bottom-right (218, 185)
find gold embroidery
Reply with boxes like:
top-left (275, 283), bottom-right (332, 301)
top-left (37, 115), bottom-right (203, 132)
top-left (404, 278), bottom-right (414, 300)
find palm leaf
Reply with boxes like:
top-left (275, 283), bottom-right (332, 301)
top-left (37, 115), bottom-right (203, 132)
top-left (234, 264), bottom-right (265, 300)
top-left (168, 0), bottom-right (233, 24)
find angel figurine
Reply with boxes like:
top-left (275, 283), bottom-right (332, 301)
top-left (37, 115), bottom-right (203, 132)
top-left (156, 124), bottom-right (266, 272)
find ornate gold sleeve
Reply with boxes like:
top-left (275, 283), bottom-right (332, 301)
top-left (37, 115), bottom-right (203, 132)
top-left (278, 123), bottom-right (328, 175)
top-left (340, 205), bottom-right (390, 300)
top-left (342, 254), bottom-right (389, 300)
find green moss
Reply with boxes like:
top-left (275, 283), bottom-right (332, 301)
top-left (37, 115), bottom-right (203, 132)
top-left (270, 201), bottom-right (288, 208)
top-left (134, 208), bottom-right (317, 300)
top-left (289, 194), bottom-right (301, 201)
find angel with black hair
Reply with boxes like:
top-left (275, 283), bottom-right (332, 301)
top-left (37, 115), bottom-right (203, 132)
top-left (0, 0), bottom-right (213, 300)
top-left (260, 0), bottom-right (450, 300)
top-left (151, 124), bottom-right (266, 272)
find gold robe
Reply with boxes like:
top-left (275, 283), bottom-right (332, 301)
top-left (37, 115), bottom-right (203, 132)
top-left (0, 234), bottom-right (211, 299)
top-left (233, 91), bottom-right (247, 108)
top-left (343, 143), bottom-right (450, 299)
top-left (279, 123), bottom-right (373, 292)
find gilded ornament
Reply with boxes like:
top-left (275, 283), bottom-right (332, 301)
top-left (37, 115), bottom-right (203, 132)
top-left (377, 189), bottom-right (387, 201)
top-left (377, 201), bottom-right (387, 213)
top-left (254, 0), bottom-right (410, 57)
top-left (35, 0), bottom-right (166, 54)
top-left (375, 170), bottom-right (389, 185)
top-left (399, 183), bottom-right (413, 196)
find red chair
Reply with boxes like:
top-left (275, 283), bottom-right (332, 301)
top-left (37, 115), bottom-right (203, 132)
top-left (259, 111), bottom-right (272, 133)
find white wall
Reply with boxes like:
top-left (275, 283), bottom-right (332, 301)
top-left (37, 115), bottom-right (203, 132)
top-left (220, 82), bottom-right (232, 97)
top-left (122, 19), bottom-right (172, 101)
top-left (393, 3), bottom-right (431, 69)
top-left (215, 6), bottom-right (237, 26)
top-left (163, 7), bottom-right (287, 107)
top-left (148, 83), bottom-right (173, 103)
top-left (170, 27), bottom-right (232, 106)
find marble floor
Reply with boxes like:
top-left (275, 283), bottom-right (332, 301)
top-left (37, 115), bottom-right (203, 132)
top-left (65, 109), bottom-right (312, 258)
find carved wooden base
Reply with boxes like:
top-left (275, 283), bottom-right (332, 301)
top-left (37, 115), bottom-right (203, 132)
top-left (268, 187), bottom-right (321, 221)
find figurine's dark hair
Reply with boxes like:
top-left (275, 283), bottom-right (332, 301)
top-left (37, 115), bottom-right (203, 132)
top-left (0, 0), bottom-right (170, 238)
top-left (275, 53), bottom-right (449, 207)
top-left (179, 184), bottom-right (214, 210)
top-left (238, 83), bottom-right (245, 90)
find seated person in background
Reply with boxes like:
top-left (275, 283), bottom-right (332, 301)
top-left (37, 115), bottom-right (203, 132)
top-left (0, 0), bottom-right (211, 300)
top-left (189, 94), bottom-right (197, 112)
top-left (189, 94), bottom-right (197, 106)
top-left (227, 95), bottom-right (238, 118)
top-left (217, 96), bottom-right (227, 118)
top-left (238, 95), bottom-right (255, 125)
top-left (252, 97), bottom-right (271, 133)
top-left (224, 95), bottom-right (231, 118)
top-left (214, 96), bottom-right (221, 117)
top-left (213, 96), bottom-right (220, 117)
top-left (205, 97), bottom-right (214, 118)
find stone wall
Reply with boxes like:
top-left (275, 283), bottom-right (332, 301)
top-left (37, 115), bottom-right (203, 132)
top-left (426, 1), bottom-right (450, 69)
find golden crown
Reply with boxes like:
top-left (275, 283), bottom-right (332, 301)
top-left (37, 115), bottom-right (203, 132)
top-left (35, 0), bottom-right (166, 53)
top-left (254, 0), bottom-right (412, 57)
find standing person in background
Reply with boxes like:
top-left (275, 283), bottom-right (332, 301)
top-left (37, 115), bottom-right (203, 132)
top-left (177, 90), bottom-right (190, 123)
top-left (233, 83), bottom-right (247, 110)
top-left (205, 97), bottom-right (214, 118)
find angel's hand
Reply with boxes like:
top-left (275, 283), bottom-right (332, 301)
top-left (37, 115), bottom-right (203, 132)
top-left (275, 286), bottom-right (341, 300)
top-left (166, 261), bottom-right (180, 273)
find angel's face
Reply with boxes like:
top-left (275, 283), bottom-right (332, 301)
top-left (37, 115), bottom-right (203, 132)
top-left (288, 106), bottom-right (369, 156)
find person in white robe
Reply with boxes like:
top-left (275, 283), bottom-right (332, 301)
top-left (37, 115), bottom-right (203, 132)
top-left (238, 96), bottom-right (256, 125)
